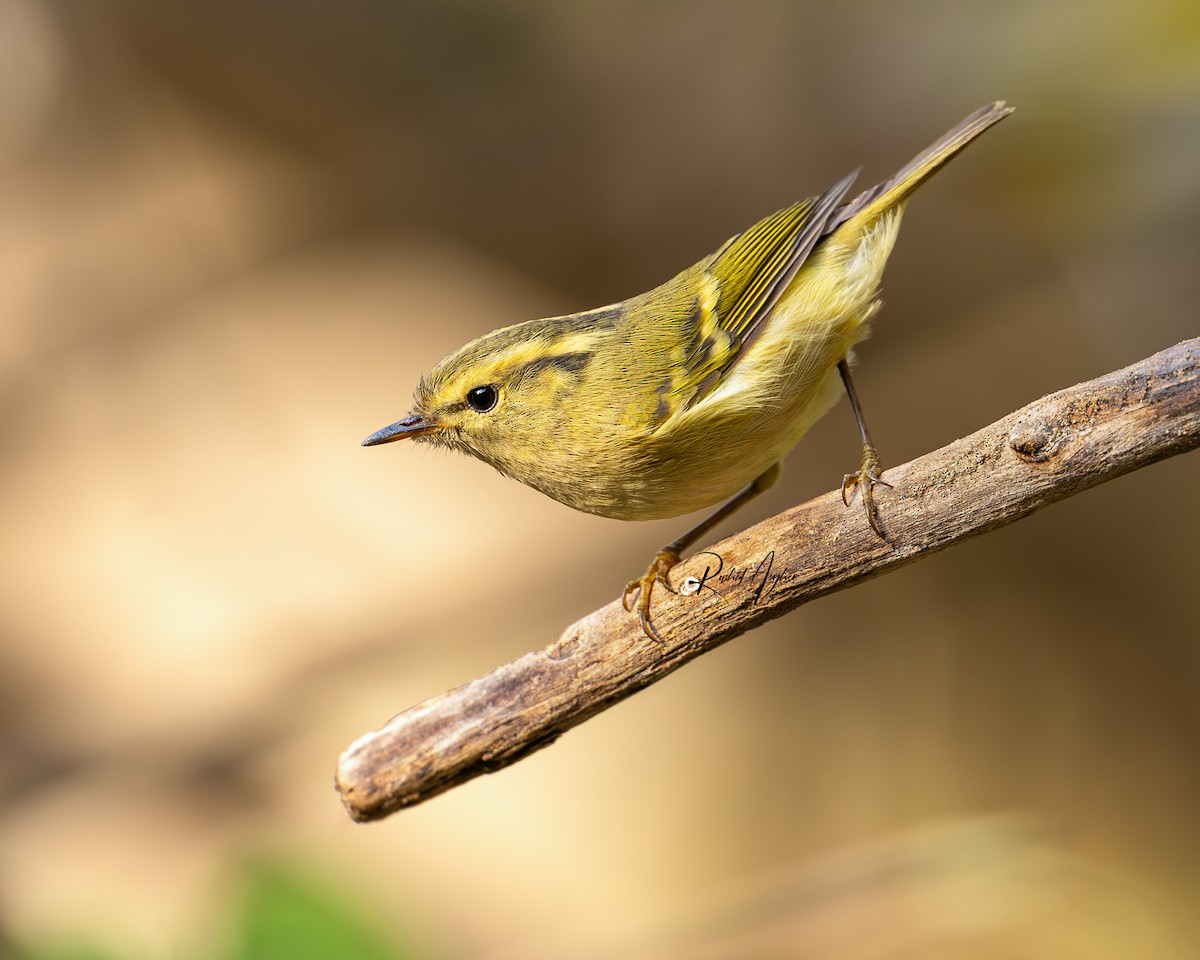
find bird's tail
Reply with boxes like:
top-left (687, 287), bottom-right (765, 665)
top-left (828, 101), bottom-right (1013, 233)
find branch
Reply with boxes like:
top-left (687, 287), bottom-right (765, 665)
top-left (337, 339), bottom-right (1200, 822)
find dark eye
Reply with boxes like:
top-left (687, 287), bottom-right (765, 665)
top-left (466, 384), bottom-right (498, 412)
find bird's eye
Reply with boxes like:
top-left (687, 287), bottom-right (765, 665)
top-left (466, 384), bottom-right (498, 412)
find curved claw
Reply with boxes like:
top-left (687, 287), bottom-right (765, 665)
top-left (842, 450), bottom-right (892, 538)
top-left (622, 579), bottom-right (640, 613)
top-left (637, 600), bottom-right (664, 644)
top-left (621, 548), bottom-right (680, 643)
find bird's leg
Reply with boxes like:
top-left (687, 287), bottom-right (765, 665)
top-left (623, 462), bottom-right (782, 642)
top-left (838, 357), bottom-right (891, 537)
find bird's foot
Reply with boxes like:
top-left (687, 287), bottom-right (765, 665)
top-left (622, 547), bottom-right (681, 643)
top-left (841, 444), bottom-right (892, 538)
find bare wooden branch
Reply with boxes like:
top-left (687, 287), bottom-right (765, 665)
top-left (337, 339), bottom-right (1200, 822)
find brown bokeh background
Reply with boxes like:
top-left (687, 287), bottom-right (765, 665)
top-left (2, 1), bottom-right (1198, 957)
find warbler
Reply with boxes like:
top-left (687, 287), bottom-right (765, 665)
top-left (364, 102), bottom-right (1012, 640)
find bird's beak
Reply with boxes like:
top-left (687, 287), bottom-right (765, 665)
top-left (361, 414), bottom-right (439, 446)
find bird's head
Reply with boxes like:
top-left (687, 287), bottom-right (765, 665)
top-left (361, 311), bottom-right (614, 478)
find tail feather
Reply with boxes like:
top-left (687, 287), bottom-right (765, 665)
top-left (827, 101), bottom-right (1013, 233)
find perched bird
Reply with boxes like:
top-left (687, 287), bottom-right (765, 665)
top-left (363, 102), bottom-right (1013, 640)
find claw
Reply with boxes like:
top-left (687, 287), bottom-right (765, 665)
top-left (840, 472), bottom-right (855, 507)
top-left (621, 548), bottom-right (680, 643)
top-left (638, 604), bottom-right (664, 645)
top-left (842, 446), bottom-right (892, 538)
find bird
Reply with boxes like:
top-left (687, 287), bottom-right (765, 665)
top-left (362, 102), bottom-right (1013, 640)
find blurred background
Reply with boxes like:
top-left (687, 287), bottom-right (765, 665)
top-left (1, 1), bottom-right (1198, 957)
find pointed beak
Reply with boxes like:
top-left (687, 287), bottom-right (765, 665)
top-left (361, 414), bottom-right (439, 446)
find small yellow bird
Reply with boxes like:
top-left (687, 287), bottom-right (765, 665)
top-left (364, 102), bottom-right (1012, 640)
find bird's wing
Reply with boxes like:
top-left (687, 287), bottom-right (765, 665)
top-left (675, 169), bottom-right (858, 410)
